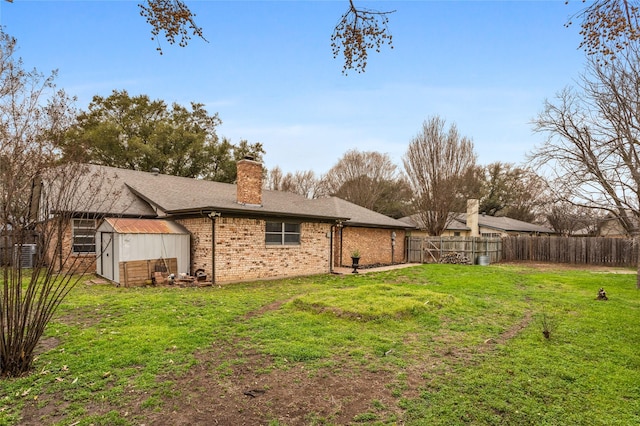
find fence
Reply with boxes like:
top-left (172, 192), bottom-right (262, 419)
top-left (502, 236), bottom-right (637, 267)
top-left (407, 235), bottom-right (637, 267)
top-left (406, 236), bottom-right (502, 264)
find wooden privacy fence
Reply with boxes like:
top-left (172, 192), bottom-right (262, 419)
top-left (407, 235), bottom-right (637, 267)
top-left (406, 236), bottom-right (502, 264)
top-left (502, 236), bottom-right (637, 267)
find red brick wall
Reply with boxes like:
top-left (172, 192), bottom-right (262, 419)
top-left (178, 217), bottom-right (332, 283)
top-left (335, 226), bottom-right (406, 267)
top-left (45, 219), bottom-right (97, 274)
top-left (236, 159), bottom-right (263, 205)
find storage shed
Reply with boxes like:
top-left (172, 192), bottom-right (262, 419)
top-left (96, 218), bottom-right (190, 286)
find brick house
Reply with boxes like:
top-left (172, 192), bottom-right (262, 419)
top-left (48, 159), bottom-right (411, 284)
top-left (401, 199), bottom-right (556, 237)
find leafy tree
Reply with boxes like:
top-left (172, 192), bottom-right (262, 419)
top-left (403, 116), bottom-right (479, 236)
top-left (531, 40), bottom-right (640, 287)
top-left (479, 162), bottom-right (547, 222)
top-left (62, 90), bottom-right (263, 183)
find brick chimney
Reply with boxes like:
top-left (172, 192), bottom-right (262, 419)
top-left (466, 199), bottom-right (480, 237)
top-left (236, 156), bottom-right (263, 206)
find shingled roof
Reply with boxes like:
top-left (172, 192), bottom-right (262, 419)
top-left (400, 212), bottom-right (555, 234)
top-left (67, 164), bottom-right (409, 228)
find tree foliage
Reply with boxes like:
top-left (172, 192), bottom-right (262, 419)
top-left (479, 162), bottom-right (547, 223)
top-left (403, 116), bottom-right (479, 235)
top-left (138, 0), bottom-right (206, 54)
top-left (572, 0), bottom-right (640, 62)
top-left (62, 90), bottom-right (264, 183)
top-left (331, 0), bottom-right (395, 74)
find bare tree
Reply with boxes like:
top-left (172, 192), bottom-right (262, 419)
top-left (319, 149), bottom-right (407, 211)
top-left (266, 167), bottom-right (323, 199)
top-left (403, 116), bottom-right (478, 236)
top-left (0, 31), bottom-right (110, 377)
top-left (531, 40), bottom-right (640, 286)
top-left (546, 201), bottom-right (605, 236)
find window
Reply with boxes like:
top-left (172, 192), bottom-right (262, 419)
top-left (72, 219), bottom-right (96, 253)
top-left (481, 232), bottom-right (501, 238)
top-left (453, 232), bottom-right (461, 237)
top-left (265, 221), bottom-right (300, 245)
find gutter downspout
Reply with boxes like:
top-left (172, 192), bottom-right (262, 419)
top-left (202, 210), bottom-right (221, 285)
top-left (329, 224), bottom-right (335, 274)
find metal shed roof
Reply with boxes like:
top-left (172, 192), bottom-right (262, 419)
top-left (102, 218), bottom-right (189, 234)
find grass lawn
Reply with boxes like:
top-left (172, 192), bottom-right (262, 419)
top-left (1, 263), bottom-right (639, 425)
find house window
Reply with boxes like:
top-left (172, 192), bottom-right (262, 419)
top-left (453, 232), bottom-right (461, 237)
top-left (265, 221), bottom-right (300, 245)
top-left (72, 219), bottom-right (96, 253)
top-left (481, 232), bottom-right (501, 238)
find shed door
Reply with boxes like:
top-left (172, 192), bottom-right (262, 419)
top-left (101, 232), bottom-right (114, 280)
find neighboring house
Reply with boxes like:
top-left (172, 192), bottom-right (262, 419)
top-left (46, 159), bottom-right (410, 285)
top-left (590, 211), bottom-right (640, 238)
top-left (401, 199), bottom-right (556, 237)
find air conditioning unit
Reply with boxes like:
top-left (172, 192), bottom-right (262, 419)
top-left (14, 244), bottom-right (37, 268)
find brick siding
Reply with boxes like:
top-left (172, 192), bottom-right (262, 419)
top-left (45, 219), bottom-right (97, 273)
top-left (178, 216), bottom-right (332, 283)
top-left (335, 226), bottom-right (406, 267)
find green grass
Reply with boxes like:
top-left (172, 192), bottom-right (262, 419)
top-left (1, 264), bottom-right (639, 425)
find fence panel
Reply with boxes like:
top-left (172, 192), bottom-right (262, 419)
top-left (406, 236), bottom-right (502, 264)
top-left (501, 236), bottom-right (636, 267)
top-left (408, 235), bottom-right (636, 267)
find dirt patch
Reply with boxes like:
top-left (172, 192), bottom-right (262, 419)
top-left (500, 261), bottom-right (636, 274)
top-left (138, 348), bottom-right (404, 425)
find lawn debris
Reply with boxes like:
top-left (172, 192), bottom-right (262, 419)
top-left (596, 288), bottom-right (608, 301)
top-left (243, 389), bottom-right (266, 398)
top-left (439, 252), bottom-right (471, 265)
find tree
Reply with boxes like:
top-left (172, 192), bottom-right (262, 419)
top-left (5, 0), bottom-right (394, 74)
top-left (572, 0), bottom-right (640, 62)
top-left (545, 202), bottom-right (604, 236)
top-left (139, 0), bottom-right (205, 55)
top-left (0, 30), bottom-right (103, 377)
top-left (531, 40), bottom-right (640, 286)
top-left (319, 149), bottom-right (411, 216)
top-left (282, 170), bottom-right (323, 199)
top-left (61, 90), bottom-right (264, 183)
top-left (403, 116), bottom-right (478, 236)
top-left (331, 0), bottom-right (395, 74)
top-left (479, 162), bottom-right (548, 222)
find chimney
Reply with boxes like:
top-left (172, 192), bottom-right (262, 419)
top-left (236, 156), bottom-right (263, 206)
top-left (466, 199), bottom-right (480, 237)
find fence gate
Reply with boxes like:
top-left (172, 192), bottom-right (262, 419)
top-left (406, 236), bottom-right (502, 264)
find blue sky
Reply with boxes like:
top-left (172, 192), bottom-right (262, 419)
top-left (1, 0), bottom-right (587, 175)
